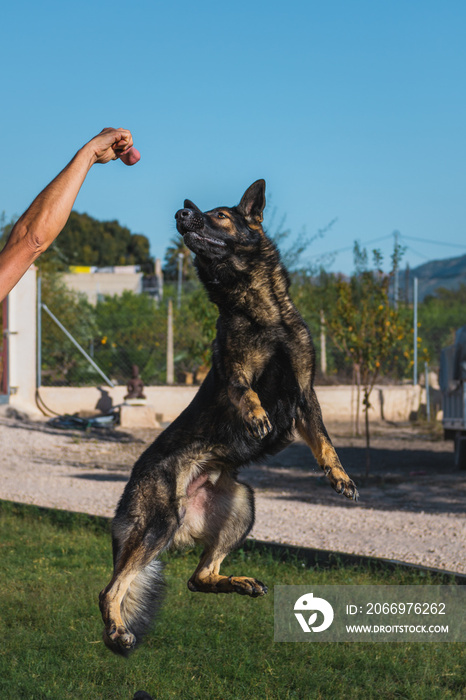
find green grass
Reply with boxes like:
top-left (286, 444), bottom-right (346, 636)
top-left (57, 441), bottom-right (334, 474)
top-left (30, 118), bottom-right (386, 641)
top-left (0, 500), bottom-right (464, 700)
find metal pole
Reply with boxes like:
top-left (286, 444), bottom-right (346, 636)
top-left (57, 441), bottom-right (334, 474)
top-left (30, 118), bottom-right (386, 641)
top-left (177, 253), bottom-right (184, 309)
top-left (167, 299), bottom-right (174, 384)
top-left (37, 275), bottom-right (42, 389)
top-left (41, 303), bottom-right (114, 387)
top-left (405, 263), bottom-right (410, 304)
top-left (425, 361), bottom-right (431, 421)
top-left (413, 277), bottom-right (418, 385)
top-left (393, 230), bottom-right (399, 309)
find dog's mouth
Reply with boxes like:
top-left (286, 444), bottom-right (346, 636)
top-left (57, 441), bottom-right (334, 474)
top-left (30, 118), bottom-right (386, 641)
top-left (175, 207), bottom-right (228, 255)
top-left (187, 231), bottom-right (227, 248)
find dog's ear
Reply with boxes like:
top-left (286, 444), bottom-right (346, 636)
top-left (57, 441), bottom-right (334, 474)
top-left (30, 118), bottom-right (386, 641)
top-left (237, 180), bottom-right (266, 222)
top-left (184, 199), bottom-right (202, 213)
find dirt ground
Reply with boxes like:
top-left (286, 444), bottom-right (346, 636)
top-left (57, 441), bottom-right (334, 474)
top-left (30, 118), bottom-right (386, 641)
top-left (0, 410), bottom-right (464, 574)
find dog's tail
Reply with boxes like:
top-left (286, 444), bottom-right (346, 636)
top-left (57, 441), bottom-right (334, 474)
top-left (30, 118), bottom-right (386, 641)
top-left (103, 558), bottom-right (165, 657)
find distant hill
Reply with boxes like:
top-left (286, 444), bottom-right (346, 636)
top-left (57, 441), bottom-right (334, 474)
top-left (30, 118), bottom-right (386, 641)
top-left (399, 253), bottom-right (466, 301)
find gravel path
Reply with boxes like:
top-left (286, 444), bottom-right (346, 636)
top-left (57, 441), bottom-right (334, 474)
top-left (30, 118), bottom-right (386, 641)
top-left (0, 414), bottom-right (464, 574)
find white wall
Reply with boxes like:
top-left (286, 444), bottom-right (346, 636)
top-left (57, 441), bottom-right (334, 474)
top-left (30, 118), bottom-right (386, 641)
top-left (39, 385), bottom-right (198, 421)
top-left (8, 266), bottom-right (38, 414)
top-left (38, 383), bottom-right (426, 424)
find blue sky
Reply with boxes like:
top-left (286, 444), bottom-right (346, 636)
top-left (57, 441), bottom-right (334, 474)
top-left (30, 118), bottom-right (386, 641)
top-left (2, 0), bottom-right (466, 274)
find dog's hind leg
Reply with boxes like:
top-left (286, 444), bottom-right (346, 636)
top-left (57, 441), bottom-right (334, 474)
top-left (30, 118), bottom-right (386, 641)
top-left (297, 389), bottom-right (359, 500)
top-left (99, 500), bottom-right (177, 656)
top-left (184, 473), bottom-right (268, 597)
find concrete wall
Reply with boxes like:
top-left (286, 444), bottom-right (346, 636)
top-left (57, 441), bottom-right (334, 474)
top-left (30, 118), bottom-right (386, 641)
top-left (317, 384), bottom-right (424, 425)
top-left (39, 385), bottom-right (199, 422)
top-left (39, 383), bottom-right (426, 424)
top-left (8, 266), bottom-right (38, 414)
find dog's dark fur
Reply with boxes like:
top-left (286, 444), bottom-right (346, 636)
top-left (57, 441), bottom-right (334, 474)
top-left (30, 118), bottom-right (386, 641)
top-left (99, 180), bottom-right (358, 655)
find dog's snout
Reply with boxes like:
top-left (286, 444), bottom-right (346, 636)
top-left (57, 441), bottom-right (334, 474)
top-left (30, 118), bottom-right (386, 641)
top-left (175, 207), bottom-right (204, 234)
top-left (175, 208), bottom-right (192, 221)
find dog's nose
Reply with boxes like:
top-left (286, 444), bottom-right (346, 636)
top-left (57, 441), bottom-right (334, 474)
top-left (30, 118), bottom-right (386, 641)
top-left (175, 207), bottom-right (203, 233)
top-left (175, 208), bottom-right (192, 221)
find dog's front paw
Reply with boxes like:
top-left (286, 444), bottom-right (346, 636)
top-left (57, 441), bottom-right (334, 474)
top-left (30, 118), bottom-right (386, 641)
top-left (325, 467), bottom-right (359, 501)
top-left (335, 478), bottom-right (359, 501)
top-left (243, 407), bottom-right (272, 439)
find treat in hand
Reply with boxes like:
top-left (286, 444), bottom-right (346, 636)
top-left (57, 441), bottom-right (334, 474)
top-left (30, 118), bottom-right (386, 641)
top-left (119, 146), bottom-right (141, 166)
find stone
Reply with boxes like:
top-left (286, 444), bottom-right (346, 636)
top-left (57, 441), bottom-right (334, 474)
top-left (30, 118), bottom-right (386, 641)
top-left (119, 404), bottom-right (160, 429)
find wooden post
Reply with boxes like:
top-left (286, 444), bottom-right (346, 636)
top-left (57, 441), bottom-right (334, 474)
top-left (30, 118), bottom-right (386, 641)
top-left (320, 309), bottom-right (327, 375)
top-left (155, 258), bottom-right (164, 301)
top-left (177, 253), bottom-right (183, 309)
top-left (354, 363), bottom-right (361, 437)
top-left (425, 361), bottom-right (431, 421)
top-left (167, 299), bottom-right (174, 385)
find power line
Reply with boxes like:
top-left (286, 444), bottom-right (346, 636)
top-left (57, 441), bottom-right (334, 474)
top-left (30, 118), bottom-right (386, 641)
top-left (305, 231), bottom-right (466, 265)
top-left (404, 245), bottom-right (431, 261)
top-left (306, 234), bottom-right (392, 260)
top-left (400, 234), bottom-right (466, 250)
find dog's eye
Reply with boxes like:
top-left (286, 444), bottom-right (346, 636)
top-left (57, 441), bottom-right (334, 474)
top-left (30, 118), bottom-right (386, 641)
top-left (217, 212), bottom-right (227, 219)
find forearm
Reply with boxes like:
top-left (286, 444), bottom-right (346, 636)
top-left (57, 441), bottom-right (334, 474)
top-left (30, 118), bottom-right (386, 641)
top-left (0, 127), bottom-right (137, 302)
top-left (0, 145), bottom-right (96, 300)
top-left (8, 143), bottom-right (95, 258)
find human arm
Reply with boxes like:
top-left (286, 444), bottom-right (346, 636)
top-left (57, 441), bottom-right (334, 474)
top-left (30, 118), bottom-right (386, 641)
top-left (0, 127), bottom-right (139, 301)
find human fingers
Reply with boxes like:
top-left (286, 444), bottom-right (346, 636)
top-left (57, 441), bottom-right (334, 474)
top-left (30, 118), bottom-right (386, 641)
top-left (111, 128), bottom-right (133, 153)
top-left (110, 129), bottom-right (140, 165)
top-left (90, 128), bottom-right (135, 164)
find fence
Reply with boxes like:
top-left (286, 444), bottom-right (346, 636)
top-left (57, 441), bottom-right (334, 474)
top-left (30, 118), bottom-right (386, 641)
top-left (38, 277), bottom-right (209, 388)
top-left (38, 273), bottom-right (424, 390)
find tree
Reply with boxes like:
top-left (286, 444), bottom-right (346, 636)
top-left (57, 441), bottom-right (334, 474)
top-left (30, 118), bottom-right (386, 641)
top-left (325, 244), bottom-right (419, 475)
top-left (419, 284), bottom-right (466, 364)
top-left (266, 207), bottom-right (338, 272)
top-left (39, 211), bottom-right (154, 271)
top-left (173, 284), bottom-right (218, 378)
top-left (291, 268), bottom-right (348, 378)
top-left (94, 291), bottom-right (167, 384)
top-left (163, 235), bottom-right (196, 281)
top-left (0, 212), bottom-right (15, 249)
top-left (40, 271), bottom-right (98, 386)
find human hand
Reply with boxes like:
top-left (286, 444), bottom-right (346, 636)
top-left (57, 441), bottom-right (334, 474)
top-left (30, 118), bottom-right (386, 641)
top-left (86, 128), bottom-right (140, 166)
